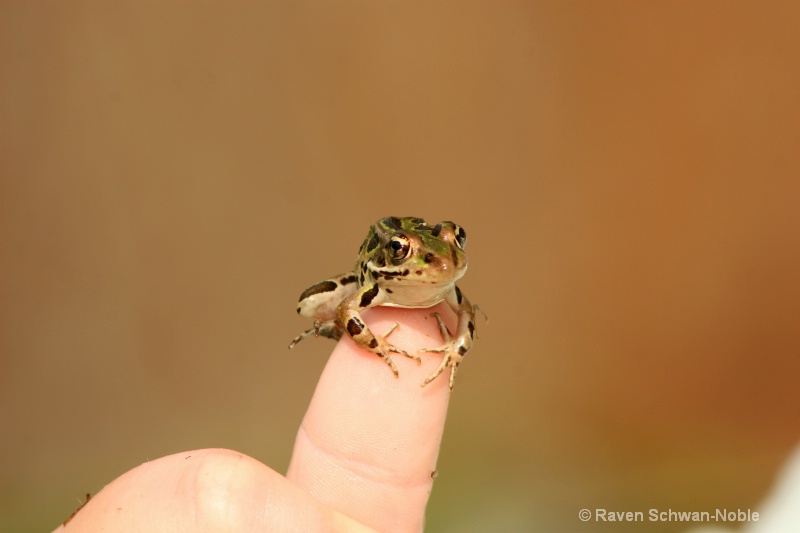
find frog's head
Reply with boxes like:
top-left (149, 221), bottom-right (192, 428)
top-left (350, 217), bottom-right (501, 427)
top-left (364, 217), bottom-right (468, 291)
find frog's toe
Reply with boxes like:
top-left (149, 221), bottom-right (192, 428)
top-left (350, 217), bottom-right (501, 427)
top-left (288, 328), bottom-right (316, 349)
top-left (376, 351), bottom-right (400, 377)
top-left (383, 322), bottom-right (401, 339)
top-left (418, 346), bottom-right (439, 355)
top-left (430, 312), bottom-right (452, 342)
top-left (402, 349), bottom-right (422, 364)
top-left (447, 364), bottom-right (459, 391)
top-left (386, 343), bottom-right (421, 364)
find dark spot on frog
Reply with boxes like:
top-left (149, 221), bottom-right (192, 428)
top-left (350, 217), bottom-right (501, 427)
top-left (423, 252), bottom-right (435, 263)
top-left (347, 317), bottom-right (365, 336)
top-left (359, 284), bottom-right (380, 307)
top-left (378, 269), bottom-right (409, 279)
top-left (359, 272), bottom-right (365, 284)
top-left (458, 345), bottom-right (468, 355)
top-left (455, 285), bottom-right (463, 304)
top-left (385, 288), bottom-right (393, 294)
top-left (468, 321), bottom-right (475, 338)
top-left (453, 244), bottom-right (468, 267)
top-left (431, 223), bottom-right (442, 237)
top-left (367, 232), bottom-right (380, 253)
top-left (385, 217), bottom-right (402, 230)
top-left (299, 280), bottom-right (338, 301)
top-left (368, 338), bottom-right (378, 349)
top-left (340, 275), bottom-right (357, 285)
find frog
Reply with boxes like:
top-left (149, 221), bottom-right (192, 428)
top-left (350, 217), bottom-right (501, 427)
top-left (289, 216), bottom-right (477, 391)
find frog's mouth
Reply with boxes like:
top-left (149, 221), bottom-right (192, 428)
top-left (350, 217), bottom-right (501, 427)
top-left (369, 259), bottom-right (467, 285)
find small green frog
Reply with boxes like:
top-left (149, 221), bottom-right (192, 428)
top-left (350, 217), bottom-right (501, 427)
top-left (289, 216), bottom-right (477, 391)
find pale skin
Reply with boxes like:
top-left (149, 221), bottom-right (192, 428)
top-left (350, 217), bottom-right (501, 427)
top-left (53, 304), bottom-right (456, 533)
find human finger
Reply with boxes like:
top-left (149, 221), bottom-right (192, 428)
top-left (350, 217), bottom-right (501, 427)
top-left (55, 448), bottom-right (378, 533)
top-left (286, 303), bottom-right (455, 533)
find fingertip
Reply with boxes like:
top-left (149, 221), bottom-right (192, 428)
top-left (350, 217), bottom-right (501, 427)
top-left (287, 304), bottom-right (455, 532)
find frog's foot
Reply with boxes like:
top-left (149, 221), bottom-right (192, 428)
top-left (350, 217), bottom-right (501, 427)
top-left (288, 320), bottom-right (343, 348)
top-left (371, 323), bottom-right (422, 377)
top-left (419, 313), bottom-right (463, 391)
top-left (420, 347), bottom-right (462, 391)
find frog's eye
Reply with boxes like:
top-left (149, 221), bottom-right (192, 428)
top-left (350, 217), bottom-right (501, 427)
top-left (388, 235), bottom-right (411, 262)
top-left (454, 225), bottom-right (467, 250)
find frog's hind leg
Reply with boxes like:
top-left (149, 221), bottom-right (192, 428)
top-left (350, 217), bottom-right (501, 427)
top-left (288, 319), bottom-right (344, 349)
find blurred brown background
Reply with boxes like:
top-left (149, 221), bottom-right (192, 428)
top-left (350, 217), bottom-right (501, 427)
top-left (2, 2), bottom-right (799, 532)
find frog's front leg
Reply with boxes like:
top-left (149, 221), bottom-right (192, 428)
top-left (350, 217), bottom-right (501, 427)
top-left (336, 284), bottom-right (422, 377)
top-left (420, 286), bottom-right (476, 391)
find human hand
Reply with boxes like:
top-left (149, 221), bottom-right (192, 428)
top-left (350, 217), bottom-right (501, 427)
top-left (54, 304), bottom-right (455, 532)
